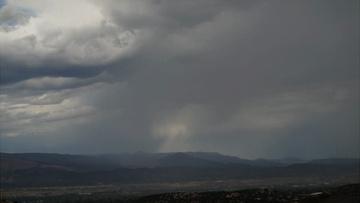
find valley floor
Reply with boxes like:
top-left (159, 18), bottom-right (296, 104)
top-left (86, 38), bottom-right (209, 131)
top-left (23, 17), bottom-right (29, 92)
top-left (1, 175), bottom-right (359, 203)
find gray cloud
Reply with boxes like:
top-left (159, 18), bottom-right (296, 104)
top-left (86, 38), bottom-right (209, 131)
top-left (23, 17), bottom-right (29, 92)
top-left (0, 5), bottom-right (29, 26)
top-left (0, 0), bottom-right (358, 159)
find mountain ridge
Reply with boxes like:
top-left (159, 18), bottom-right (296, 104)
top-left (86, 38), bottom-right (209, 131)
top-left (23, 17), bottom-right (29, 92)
top-left (1, 152), bottom-right (359, 171)
top-left (1, 151), bottom-right (359, 188)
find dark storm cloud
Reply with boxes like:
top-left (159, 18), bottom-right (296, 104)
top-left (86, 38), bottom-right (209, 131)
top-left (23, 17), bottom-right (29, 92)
top-left (0, 0), bottom-right (358, 159)
top-left (0, 60), bottom-right (104, 85)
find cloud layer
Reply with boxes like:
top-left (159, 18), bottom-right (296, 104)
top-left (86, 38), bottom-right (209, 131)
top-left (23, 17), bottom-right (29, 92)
top-left (1, 0), bottom-right (359, 159)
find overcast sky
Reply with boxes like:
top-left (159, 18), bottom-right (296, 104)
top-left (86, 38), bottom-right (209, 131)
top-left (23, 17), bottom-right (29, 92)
top-left (0, 0), bottom-right (359, 159)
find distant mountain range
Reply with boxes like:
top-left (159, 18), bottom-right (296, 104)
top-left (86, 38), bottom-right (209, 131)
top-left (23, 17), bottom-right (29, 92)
top-left (1, 152), bottom-right (359, 188)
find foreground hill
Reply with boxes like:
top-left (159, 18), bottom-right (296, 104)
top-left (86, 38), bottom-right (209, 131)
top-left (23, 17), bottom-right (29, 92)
top-left (133, 184), bottom-right (360, 203)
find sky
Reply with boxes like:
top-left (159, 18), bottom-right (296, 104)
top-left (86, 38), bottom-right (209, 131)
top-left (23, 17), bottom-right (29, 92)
top-left (0, 0), bottom-right (359, 159)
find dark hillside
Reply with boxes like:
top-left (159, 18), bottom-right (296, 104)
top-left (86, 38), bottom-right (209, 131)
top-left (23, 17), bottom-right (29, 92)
top-left (157, 152), bottom-right (222, 168)
top-left (0, 153), bottom-right (121, 171)
top-left (1, 152), bottom-right (359, 188)
top-left (132, 184), bottom-right (360, 203)
top-left (309, 158), bottom-right (360, 166)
